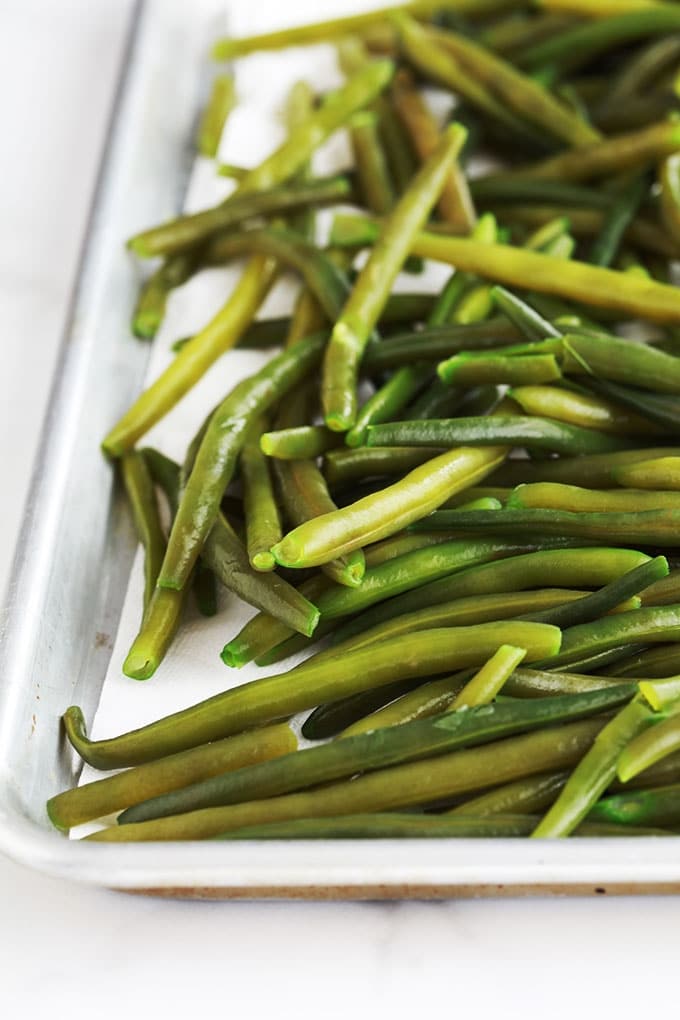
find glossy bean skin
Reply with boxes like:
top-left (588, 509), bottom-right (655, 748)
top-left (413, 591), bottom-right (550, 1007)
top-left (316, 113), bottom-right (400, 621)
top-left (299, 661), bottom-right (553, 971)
top-left (86, 718), bottom-right (605, 842)
top-left (65, 621), bottom-right (560, 770)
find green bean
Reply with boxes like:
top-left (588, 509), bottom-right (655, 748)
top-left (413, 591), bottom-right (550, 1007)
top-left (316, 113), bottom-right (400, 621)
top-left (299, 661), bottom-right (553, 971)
top-left (142, 448), bottom-right (320, 646)
top-left (240, 425), bottom-right (282, 572)
top-left (588, 783), bottom-right (680, 829)
top-left (260, 425), bottom-right (340, 460)
top-left (532, 696), bottom-right (660, 838)
top-left (579, 377), bottom-right (680, 433)
top-left (66, 621), bottom-right (560, 770)
top-left (46, 722), bottom-right (296, 832)
top-left (605, 644), bottom-right (680, 680)
top-left (225, 530), bottom-right (449, 669)
top-left (212, 2), bottom-right (515, 58)
top-left (543, 606), bottom-right (680, 672)
top-left (131, 252), bottom-right (198, 339)
top-left (438, 348), bottom-right (562, 383)
top-left (196, 73), bottom-right (234, 158)
top-left (122, 586), bottom-right (188, 682)
top-left (272, 442), bottom-right (509, 570)
top-left (490, 204), bottom-right (680, 259)
top-left (391, 68), bottom-right (476, 231)
top-left (522, 557), bottom-right (669, 631)
top-left (348, 110), bottom-right (395, 215)
top-left (322, 124), bottom-right (467, 431)
top-left (271, 387), bottom-right (366, 589)
top-left (471, 178), bottom-right (615, 210)
top-left (283, 80), bottom-right (316, 244)
top-left (316, 590), bottom-right (589, 673)
top-left (660, 153), bottom-right (680, 246)
top-left (406, 232), bottom-right (680, 323)
top-left (597, 35), bottom-right (680, 121)
top-left (426, 22), bottom-right (601, 147)
top-left (449, 771), bottom-right (569, 816)
top-left (86, 718), bottom-right (606, 841)
top-left (346, 364), bottom-right (432, 448)
top-left (518, 9), bottom-right (680, 74)
top-left (617, 713), bottom-right (680, 782)
top-left (221, 574), bottom-right (330, 668)
top-left (614, 456), bottom-right (680, 490)
top-left (272, 458), bottom-right (366, 589)
top-left (362, 317), bottom-right (523, 372)
top-left (324, 445), bottom-right (447, 488)
top-left (215, 813), bottom-right (551, 839)
top-left (504, 670), bottom-right (632, 701)
top-left (118, 687), bottom-right (631, 827)
top-left (589, 174), bottom-right (648, 269)
top-left (232, 60), bottom-right (395, 195)
top-left (368, 416), bottom-right (632, 456)
top-left (128, 175), bottom-right (353, 259)
top-left (508, 384), bottom-right (663, 437)
top-left (395, 15), bottom-right (560, 151)
top-left (156, 334), bottom-right (325, 591)
top-left (301, 678), bottom-right (431, 740)
top-left (120, 451), bottom-right (165, 611)
top-left (510, 482), bottom-right (680, 513)
top-left (405, 379), bottom-right (465, 420)
top-left (204, 229), bottom-right (351, 322)
top-left (333, 547), bottom-right (651, 645)
top-left (450, 645), bottom-right (527, 710)
top-left (639, 676), bottom-right (680, 713)
top-left (413, 505), bottom-right (680, 548)
top-left (488, 447), bottom-right (680, 489)
top-left (104, 255), bottom-right (277, 457)
top-left (495, 121), bottom-right (680, 183)
top-left (641, 569), bottom-right (680, 607)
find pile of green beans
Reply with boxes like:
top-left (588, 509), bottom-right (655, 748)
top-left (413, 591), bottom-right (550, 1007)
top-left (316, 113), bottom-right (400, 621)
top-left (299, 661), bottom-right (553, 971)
top-left (51, 2), bottom-right (680, 845)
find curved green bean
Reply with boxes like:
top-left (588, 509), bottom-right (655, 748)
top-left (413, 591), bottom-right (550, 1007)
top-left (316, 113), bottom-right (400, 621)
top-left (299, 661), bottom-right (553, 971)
top-left (509, 482), bottom-right (680, 513)
top-left (46, 722), bottom-right (296, 831)
top-left (65, 621), bottom-right (561, 769)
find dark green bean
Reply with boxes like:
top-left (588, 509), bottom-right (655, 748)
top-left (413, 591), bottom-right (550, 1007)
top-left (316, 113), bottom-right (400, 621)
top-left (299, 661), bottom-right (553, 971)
top-left (412, 506), bottom-right (680, 548)
top-left (346, 364), bottom-right (432, 447)
top-left (86, 718), bottom-right (606, 841)
top-left (333, 547), bottom-right (651, 646)
top-left (241, 424), bottom-right (282, 572)
top-left (522, 557), bottom-right (668, 630)
top-left (129, 175), bottom-right (354, 258)
top-left (131, 252), bottom-right (198, 340)
top-left (120, 451), bottom-right (165, 611)
top-left (301, 678), bottom-right (429, 740)
top-left (518, 10), bottom-right (680, 75)
top-left (157, 333), bottom-right (325, 591)
top-left (367, 415), bottom-right (632, 456)
top-left (589, 174), bottom-right (648, 269)
top-left (363, 317), bottom-right (522, 372)
top-left (66, 621), bottom-right (560, 770)
top-left (118, 687), bottom-right (628, 826)
top-left (322, 124), bottom-right (467, 431)
top-left (46, 723), bottom-right (296, 831)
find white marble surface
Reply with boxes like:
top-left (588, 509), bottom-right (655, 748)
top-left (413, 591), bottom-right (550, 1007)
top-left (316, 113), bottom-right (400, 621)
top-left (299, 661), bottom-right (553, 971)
top-left (2, 1), bottom-right (680, 1014)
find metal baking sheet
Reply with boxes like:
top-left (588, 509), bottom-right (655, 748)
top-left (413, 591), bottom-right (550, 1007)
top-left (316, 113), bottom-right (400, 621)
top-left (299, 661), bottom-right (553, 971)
top-left (1, 0), bottom-right (680, 898)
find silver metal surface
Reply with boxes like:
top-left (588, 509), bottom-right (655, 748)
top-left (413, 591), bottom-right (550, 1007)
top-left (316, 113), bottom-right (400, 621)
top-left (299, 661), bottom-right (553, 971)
top-left (1, 0), bottom-right (679, 899)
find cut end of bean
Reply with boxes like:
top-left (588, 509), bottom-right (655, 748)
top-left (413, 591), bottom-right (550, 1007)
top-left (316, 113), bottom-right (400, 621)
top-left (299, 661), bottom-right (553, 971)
top-left (251, 550), bottom-right (276, 572)
top-left (123, 646), bottom-right (159, 681)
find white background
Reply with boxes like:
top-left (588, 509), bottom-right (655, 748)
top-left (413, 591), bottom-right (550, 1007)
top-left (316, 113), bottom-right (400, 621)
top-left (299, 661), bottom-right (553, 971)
top-left (2, 1), bottom-right (680, 1014)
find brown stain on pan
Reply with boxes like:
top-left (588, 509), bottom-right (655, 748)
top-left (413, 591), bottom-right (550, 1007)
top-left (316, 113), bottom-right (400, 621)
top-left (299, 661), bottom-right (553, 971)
top-left (117, 881), bottom-right (680, 901)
